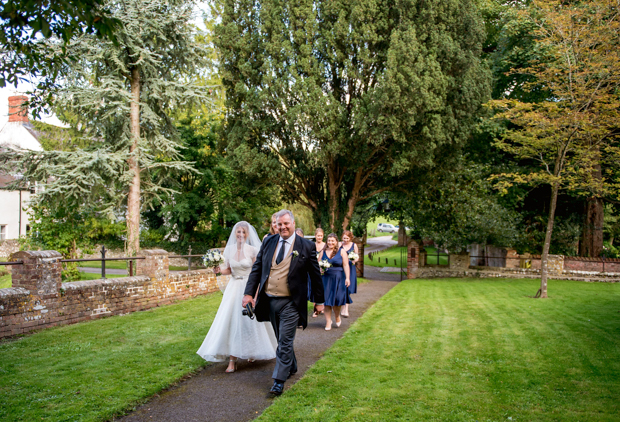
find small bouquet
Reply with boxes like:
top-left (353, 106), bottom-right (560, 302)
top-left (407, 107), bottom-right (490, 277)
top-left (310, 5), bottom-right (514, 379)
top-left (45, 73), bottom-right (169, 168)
top-left (202, 249), bottom-right (224, 274)
top-left (319, 259), bottom-right (332, 275)
top-left (348, 251), bottom-right (359, 263)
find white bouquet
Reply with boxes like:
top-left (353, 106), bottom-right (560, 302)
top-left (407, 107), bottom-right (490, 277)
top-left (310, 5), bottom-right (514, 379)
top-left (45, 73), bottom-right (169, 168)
top-left (319, 259), bottom-right (332, 275)
top-left (202, 249), bottom-right (224, 270)
top-left (348, 251), bottom-right (359, 262)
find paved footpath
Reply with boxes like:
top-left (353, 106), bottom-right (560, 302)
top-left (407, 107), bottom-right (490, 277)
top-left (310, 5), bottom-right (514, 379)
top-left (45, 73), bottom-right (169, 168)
top-left (118, 276), bottom-right (399, 422)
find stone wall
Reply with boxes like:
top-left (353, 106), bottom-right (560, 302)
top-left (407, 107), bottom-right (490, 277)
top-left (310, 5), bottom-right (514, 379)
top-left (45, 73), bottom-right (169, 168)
top-left (407, 240), bottom-right (420, 279)
top-left (416, 267), bottom-right (542, 280)
top-left (406, 242), bottom-right (620, 283)
top-left (0, 249), bottom-right (222, 338)
top-left (449, 253), bottom-right (470, 270)
top-left (0, 239), bottom-right (19, 260)
top-left (564, 257), bottom-right (620, 273)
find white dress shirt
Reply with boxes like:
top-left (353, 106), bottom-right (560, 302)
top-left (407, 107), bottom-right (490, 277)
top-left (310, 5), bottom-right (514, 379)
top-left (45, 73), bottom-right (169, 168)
top-left (274, 233), bottom-right (296, 260)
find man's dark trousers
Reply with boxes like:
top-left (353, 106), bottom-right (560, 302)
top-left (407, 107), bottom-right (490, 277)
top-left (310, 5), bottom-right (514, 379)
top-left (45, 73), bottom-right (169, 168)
top-left (268, 296), bottom-right (298, 382)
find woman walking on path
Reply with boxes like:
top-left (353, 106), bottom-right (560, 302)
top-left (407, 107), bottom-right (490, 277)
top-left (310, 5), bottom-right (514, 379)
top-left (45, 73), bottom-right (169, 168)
top-left (340, 230), bottom-right (358, 318)
top-left (197, 222), bottom-right (277, 372)
top-left (319, 233), bottom-right (351, 330)
top-left (312, 228), bottom-right (326, 318)
top-left (314, 228), bottom-right (326, 252)
top-left (263, 213), bottom-right (279, 240)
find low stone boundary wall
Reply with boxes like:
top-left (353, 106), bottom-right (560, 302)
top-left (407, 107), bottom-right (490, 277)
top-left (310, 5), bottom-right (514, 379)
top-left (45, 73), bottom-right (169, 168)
top-left (0, 249), bottom-right (222, 338)
top-left (406, 240), bottom-right (620, 283)
top-left (564, 257), bottom-right (620, 273)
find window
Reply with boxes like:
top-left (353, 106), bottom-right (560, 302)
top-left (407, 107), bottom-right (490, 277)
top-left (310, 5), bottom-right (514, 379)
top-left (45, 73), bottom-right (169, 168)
top-left (0, 225), bottom-right (6, 241)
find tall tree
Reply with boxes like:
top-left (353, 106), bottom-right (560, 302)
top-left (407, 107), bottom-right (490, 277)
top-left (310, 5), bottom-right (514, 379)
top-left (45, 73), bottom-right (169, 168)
top-left (490, 0), bottom-right (620, 298)
top-left (144, 109), bottom-right (280, 248)
top-left (1, 0), bottom-right (212, 256)
top-left (216, 0), bottom-right (490, 231)
top-left (396, 163), bottom-right (521, 252)
top-left (0, 0), bottom-right (119, 114)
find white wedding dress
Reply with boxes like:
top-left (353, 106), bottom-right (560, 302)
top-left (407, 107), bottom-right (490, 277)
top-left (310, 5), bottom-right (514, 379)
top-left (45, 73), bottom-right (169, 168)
top-left (196, 254), bottom-right (277, 362)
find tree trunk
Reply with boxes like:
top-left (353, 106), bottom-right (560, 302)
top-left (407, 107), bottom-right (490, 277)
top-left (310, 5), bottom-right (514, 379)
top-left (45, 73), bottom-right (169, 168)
top-left (126, 67), bottom-right (141, 257)
top-left (539, 181), bottom-right (560, 299)
top-left (342, 170), bottom-right (364, 231)
top-left (579, 196), bottom-right (604, 257)
top-left (397, 220), bottom-right (407, 246)
top-left (327, 158), bottom-right (340, 232)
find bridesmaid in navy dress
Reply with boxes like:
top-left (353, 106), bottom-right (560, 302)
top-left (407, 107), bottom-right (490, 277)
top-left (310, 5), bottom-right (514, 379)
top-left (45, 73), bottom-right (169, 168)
top-left (319, 233), bottom-right (351, 330)
top-left (340, 230), bottom-right (358, 318)
top-left (311, 228), bottom-right (326, 318)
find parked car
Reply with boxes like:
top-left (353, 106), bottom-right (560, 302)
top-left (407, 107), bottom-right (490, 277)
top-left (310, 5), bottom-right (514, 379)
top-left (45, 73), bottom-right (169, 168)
top-left (377, 223), bottom-right (397, 233)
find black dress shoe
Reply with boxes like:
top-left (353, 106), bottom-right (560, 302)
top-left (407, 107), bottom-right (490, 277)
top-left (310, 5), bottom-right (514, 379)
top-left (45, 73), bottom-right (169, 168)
top-left (269, 381), bottom-right (284, 396)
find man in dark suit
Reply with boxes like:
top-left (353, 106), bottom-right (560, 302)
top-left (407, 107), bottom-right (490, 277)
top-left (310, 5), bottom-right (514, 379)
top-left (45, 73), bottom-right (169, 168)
top-left (243, 209), bottom-right (324, 396)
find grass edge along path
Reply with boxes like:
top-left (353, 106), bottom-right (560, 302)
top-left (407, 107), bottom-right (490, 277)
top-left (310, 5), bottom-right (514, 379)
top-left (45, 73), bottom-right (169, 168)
top-left (0, 292), bottom-right (223, 422)
top-left (259, 278), bottom-right (620, 421)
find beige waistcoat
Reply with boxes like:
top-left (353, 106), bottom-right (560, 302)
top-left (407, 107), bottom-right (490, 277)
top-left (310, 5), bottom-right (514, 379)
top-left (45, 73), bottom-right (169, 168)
top-left (264, 248), bottom-right (293, 297)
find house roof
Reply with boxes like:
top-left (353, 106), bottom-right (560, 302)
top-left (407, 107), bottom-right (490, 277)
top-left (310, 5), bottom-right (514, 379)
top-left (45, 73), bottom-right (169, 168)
top-left (0, 171), bottom-right (18, 189)
top-left (0, 121), bottom-right (43, 151)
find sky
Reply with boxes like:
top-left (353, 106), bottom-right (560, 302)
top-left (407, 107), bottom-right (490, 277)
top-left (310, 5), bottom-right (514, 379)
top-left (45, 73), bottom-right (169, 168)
top-left (0, 2), bottom-right (210, 129)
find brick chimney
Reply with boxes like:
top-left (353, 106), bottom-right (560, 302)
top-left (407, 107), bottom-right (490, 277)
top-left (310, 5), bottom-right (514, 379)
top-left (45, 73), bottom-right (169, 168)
top-left (8, 95), bottom-right (29, 123)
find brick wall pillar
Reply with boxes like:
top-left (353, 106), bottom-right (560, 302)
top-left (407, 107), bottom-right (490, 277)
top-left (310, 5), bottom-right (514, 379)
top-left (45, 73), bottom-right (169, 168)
top-left (407, 240), bottom-right (420, 279)
top-left (9, 250), bottom-right (62, 297)
top-left (136, 249), bottom-right (169, 281)
top-left (419, 248), bottom-right (427, 268)
top-left (450, 252), bottom-right (470, 270)
top-left (547, 254), bottom-right (564, 276)
top-left (353, 237), bottom-right (364, 278)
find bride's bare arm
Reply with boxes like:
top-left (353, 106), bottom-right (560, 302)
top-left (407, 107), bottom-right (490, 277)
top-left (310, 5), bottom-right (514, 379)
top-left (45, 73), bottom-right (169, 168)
top-left (214, 265), bottom-right (232, 275)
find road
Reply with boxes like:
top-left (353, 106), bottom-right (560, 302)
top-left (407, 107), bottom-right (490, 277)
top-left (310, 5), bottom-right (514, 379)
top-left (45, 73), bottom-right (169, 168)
top-left (364, 235), bottom-right (397, 255)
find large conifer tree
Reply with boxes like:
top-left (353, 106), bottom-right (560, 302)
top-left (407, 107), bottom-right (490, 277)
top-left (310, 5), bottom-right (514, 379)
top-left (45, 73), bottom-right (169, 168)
top-left (216, 0), bottom-right (490, 230)
top-left (2, 0), bottom-right (211, 255)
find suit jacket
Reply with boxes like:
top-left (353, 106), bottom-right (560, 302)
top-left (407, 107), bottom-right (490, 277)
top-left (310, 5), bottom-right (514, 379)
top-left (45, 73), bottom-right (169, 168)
top-left (245, 233), bottom-right (324, 329)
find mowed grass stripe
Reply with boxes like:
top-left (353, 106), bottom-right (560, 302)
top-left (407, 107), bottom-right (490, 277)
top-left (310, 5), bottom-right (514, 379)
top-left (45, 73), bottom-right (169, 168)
top-left (259, 279), bottom-right (620, 421)
top-left (0, 292), bottom-right (223, 422)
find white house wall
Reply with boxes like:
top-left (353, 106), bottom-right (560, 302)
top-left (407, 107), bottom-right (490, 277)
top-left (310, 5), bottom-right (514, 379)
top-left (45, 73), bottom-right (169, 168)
top-left (0, 189), bottom-right (31, 239)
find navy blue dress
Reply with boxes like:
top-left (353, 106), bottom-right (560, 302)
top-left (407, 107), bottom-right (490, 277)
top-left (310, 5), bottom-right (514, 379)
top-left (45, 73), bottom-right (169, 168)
top-left (320, 248), bottom-right (352, 307)
top-left (345, 243), bottom-right (358, 294)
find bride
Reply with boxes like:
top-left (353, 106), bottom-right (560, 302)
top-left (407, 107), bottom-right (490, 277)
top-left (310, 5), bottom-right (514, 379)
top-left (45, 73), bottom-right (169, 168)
top-left (196, 221), bottom-right (277, 372)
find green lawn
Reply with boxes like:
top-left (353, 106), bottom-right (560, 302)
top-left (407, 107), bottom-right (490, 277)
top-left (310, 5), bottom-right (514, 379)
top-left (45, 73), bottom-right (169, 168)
top-left (0, 292), bottom-right (222, 422)
top-left (424, 246), bottom-right (449, 265)
top-left (365, 246), bottom-right (407, 268)
top-left (75, 271), bottom-right (128, 281)
top-left (79, 260), bottom-right (129, 269)
top-left (260, 279), bottom-right (620, 421)
top-left (0, 274), bottom-right (11, 289)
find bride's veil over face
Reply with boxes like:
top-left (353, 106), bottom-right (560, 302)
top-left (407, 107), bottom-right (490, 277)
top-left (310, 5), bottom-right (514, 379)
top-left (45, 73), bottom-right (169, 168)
top-left (222, 221), bottom-right (262, 265)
